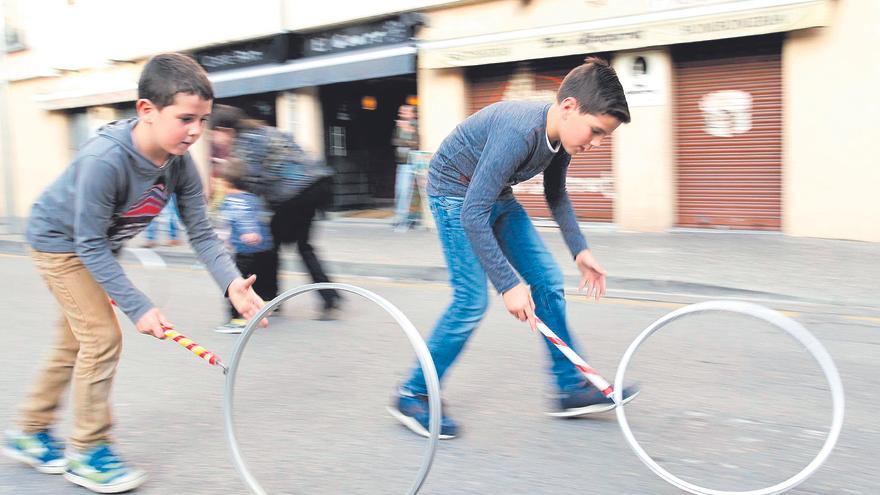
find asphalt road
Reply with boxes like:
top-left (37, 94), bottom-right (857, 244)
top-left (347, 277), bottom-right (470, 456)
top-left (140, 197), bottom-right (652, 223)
top-left (0, 253), bottom-right (877, 494)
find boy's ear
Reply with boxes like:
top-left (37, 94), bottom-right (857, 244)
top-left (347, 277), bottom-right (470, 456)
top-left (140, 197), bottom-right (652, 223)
top-left (136, 98), bottom-right (158, 123)
top-left (560, 96), bottom-right (579, 114)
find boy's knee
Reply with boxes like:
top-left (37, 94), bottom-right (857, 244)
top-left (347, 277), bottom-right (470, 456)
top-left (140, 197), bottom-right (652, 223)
top-left (453, 290), bottom-right (488, 314)
top-left (88, 327), bottom-right (124, 363)
top-left (531, 269), bottom-right (564, 294)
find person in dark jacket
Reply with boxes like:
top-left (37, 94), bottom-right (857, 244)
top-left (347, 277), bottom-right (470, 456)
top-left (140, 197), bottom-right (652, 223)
top-left (209, 105), bottom-right (342, 320)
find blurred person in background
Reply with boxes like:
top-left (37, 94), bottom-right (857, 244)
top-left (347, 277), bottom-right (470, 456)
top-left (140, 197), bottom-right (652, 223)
top-left (214, 158), bottom-right (277, 334)
top-left (142, 193), bottom-right (183, 247)
top-left (392, 104), bottom-right (420, 231)
top-left (207, 119), bottom-right (234, 220)
top-left (209, 105), bottom-right (342, 320)
top-left (2, 53), bottom-right (267, 494)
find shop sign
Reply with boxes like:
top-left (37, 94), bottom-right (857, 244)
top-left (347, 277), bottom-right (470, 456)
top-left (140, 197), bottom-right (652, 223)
top-left (195, 34), bottom-right (290, 72)
top-left (303, 16), bottom-right (416, 57)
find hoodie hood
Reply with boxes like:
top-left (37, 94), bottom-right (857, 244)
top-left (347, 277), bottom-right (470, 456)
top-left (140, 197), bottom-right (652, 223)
top-left (97, 118), bottom-right (179, 178)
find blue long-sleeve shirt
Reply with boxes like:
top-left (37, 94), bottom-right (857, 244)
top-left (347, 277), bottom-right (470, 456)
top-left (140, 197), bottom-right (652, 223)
top-left (427, 101), bottom-right (589, 293)
top-left (218, 192), bottom-right (274, 254)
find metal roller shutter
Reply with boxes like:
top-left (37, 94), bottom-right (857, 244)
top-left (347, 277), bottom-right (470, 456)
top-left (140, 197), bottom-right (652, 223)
top-left (673, 37), bottom-right (783, 230)
top-left (467, 56), bottom-right (614, 222)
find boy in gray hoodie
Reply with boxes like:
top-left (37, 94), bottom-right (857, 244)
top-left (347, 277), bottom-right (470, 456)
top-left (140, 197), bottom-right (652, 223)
top-left (2, 53), bottom-right (267, 494)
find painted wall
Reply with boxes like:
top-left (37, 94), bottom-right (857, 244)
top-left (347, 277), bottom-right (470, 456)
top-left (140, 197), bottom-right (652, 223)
top-left (6, 0), bottom-right (283, 77)
top-left (282, 0), bottom-right (468, 31)
top-left (613, 49), bottom-right (676, 231)
top-left (783, 0), bottom-right (880, 241)
top-left (6, 78), bottom-right (70, 220)
top-left (277, 89), bottom-right (325, 160)
top-left (417, 67), bottom-right (468, 152)
top-left (419, 0), bottom-right (736, 41)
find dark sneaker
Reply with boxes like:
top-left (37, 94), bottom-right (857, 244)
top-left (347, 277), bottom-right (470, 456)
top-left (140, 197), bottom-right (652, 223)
top-left (546, 383), bottom-right (641, 418)
top-left (64, 444), bottom-right (147, 493)
top-left (318, 298), bottom-right (343, 321)
top-left (3, 429), bottom-right (67, 474)
top-left (387, 392), bottom-right (459, 439)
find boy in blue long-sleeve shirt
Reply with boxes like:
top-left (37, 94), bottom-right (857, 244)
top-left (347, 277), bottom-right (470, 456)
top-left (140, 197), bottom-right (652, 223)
top-left (215, 158), bottom-right (277, 334)
top-left (389, 57), bottom-right (639, 440)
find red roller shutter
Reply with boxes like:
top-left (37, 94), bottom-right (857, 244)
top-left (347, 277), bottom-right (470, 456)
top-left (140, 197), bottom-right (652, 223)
top-left (467, 56), bottom-right (614, 222)
top-left (673, 37), bottom-right (783, 230)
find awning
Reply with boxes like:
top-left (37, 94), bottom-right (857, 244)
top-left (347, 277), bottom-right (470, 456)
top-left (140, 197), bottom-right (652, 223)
top-left (419, 0), bottom-right (831, 69)
top-left (34, 44), bottom-right (416, 110)
top-left (211, 44), bottom-right (416, 98)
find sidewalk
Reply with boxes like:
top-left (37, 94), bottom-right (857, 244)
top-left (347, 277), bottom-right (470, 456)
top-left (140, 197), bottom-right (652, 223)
top-left (2, 218), bottom-right (878, 311)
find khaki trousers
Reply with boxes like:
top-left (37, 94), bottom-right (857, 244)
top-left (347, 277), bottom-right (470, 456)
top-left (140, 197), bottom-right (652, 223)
top-left (21, 250), bottom-right (123, 450)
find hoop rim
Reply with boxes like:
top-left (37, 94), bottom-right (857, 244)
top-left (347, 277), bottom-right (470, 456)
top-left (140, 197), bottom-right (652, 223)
top-left (614, 300), bottom-right (845, 495)
top-left (222, 283), bottom-right (442, 495)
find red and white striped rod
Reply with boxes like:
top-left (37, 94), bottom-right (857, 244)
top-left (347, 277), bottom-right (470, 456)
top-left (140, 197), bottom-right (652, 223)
top-left (536, 319), bottom-right (616, 402)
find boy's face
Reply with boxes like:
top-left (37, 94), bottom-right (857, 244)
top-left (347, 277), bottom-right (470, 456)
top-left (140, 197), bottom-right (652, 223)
top-left (137, 93), bottom-right (213, 156)
top-left (557, 97), bottom-right (621, 155)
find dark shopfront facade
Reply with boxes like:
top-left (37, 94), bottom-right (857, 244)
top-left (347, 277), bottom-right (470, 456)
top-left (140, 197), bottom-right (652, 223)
top-left (194, 15), bottom-right (421, 211)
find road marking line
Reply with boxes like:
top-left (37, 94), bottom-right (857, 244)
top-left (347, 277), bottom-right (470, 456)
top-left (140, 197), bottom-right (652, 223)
top-left (844, 315), bottom-right (880, 324)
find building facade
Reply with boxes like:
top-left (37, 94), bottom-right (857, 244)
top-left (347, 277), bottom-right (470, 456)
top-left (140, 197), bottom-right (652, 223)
top-left (1, 0), bottom-right (878, 241)
top-left (417, 0), bottom-right (879, 241)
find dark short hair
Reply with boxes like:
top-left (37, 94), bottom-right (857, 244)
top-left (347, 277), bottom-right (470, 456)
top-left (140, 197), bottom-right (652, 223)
top-left (220, 157), bottom-right (251, 191)
top-left (138, 53), bottom-right (214, 109)
top-left (557, 57), bottom-right (631, 124)
top-left (208, 104), bottom-right (249, 132)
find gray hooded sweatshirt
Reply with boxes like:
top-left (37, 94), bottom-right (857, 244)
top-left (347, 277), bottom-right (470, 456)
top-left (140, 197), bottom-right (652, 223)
top-left (27, 118), bottom-right (240, 323)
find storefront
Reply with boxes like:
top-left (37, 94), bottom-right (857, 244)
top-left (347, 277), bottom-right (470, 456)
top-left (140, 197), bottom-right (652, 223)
top-left (673, 35), bottom-right (783, 230)
top-left (198, 15), bottom-right (421, 210)
top-left (418, 0), bottom-right (832, 229)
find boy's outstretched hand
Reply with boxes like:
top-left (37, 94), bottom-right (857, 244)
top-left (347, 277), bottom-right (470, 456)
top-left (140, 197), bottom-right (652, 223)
top-left (575, 249), bottom-right (607, 300)
top-left (228, 275), bottom-right (269, 327)
top-left (503, 282), bottom-right (537, 331)
top-left (136, 307), bottom-right (172, 339)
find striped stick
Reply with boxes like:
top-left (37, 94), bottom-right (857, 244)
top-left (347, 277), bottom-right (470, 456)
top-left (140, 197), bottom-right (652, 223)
top-left (109, 300), bottom-right (227, 373)
top-left (163, 328), bottom-right (228, 373)
top-left (536, 319), bottom-right (616, 401)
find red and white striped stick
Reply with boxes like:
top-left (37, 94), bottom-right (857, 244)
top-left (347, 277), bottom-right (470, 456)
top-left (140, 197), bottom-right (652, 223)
top-left (536, 319), bottom-right (616, 402)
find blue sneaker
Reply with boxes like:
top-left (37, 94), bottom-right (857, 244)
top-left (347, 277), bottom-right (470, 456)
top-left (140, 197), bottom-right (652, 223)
top-left (387, 391), bottom-right (459, 439)
top-left (64, 444), bottom-right (147, 493)
top-left (547, 382), bottom-right (641, 418)
top-left (3, 429), bottom-right (67, 474)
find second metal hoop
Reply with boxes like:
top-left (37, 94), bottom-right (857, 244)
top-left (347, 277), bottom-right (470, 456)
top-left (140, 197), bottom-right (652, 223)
top-left (222, 283), bottom-right (442, 495)
top-left (614, 300), bottom-right (845, 495)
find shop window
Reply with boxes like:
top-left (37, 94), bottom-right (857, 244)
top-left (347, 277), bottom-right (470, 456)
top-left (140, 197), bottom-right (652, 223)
top-left (329, 126), bottom-right (347, 157)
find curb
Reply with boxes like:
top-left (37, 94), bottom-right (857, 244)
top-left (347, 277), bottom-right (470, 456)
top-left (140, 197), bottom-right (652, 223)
top-left (3, 238), bottom-right (876, 313)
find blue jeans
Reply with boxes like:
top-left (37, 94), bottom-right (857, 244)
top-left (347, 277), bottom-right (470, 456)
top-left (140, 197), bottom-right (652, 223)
top-left (146, 195), bottom-right (180, 241)
top-left (403, 195), bottom-right (586, 395)
top-left (394, 164), bottom-right (416, 225)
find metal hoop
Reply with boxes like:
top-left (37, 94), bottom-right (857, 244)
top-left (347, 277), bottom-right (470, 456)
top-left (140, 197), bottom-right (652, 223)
top-left (223, 283), bottom-right (442, 495)
top-left (614, 300), bottom-right (845, 495)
